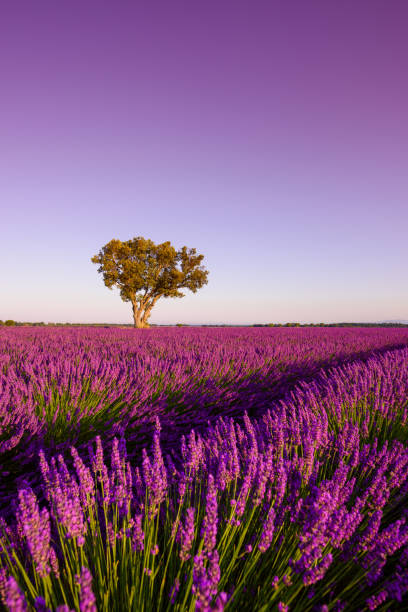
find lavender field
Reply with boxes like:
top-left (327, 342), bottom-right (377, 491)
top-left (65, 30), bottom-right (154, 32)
top-left (1, 327), bottom-right (408, 611)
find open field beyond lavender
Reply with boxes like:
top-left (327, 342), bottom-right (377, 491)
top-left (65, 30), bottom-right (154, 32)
top-left (1, 327), bottom-right (408, 611)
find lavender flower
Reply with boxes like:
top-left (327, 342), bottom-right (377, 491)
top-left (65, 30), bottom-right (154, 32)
top-left (192, 552), bottom-right (220, 611)
top-left (258, 506), bottom-right (276, 553)
top-left (75, 567), bottom-right (97, 612)
top-left (0, 567), bottom-right (7, 606)
top-left (5, 577), bottom-right (28, 612)
top-left (71, 446), bottom-right (95, 508)
top-left (169, 578), bottom-right (180, 604)
top-left (212, 591), bottom-right (228, 611)
top-left (90, 436), bottom-right (110, 503)
top-left (51, 475), bottom-right (87, 546)
top-left (130, 514), bottom-right (144, 552)
top-left (16, 487), bottom-right (52, 577)
top-left (34, 596), bottom-right (51, 612)
top-left (201, 474), bottom-right (218, 554)
top-left (179, 507), bottom-right (195, 561)
top-left (110, 438), bottom-right (133, 515)
top-left (302, 553), bottom-right (333, 585)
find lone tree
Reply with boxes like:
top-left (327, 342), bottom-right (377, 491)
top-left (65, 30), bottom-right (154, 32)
top-left (91, 237), bottom-right (209, 328)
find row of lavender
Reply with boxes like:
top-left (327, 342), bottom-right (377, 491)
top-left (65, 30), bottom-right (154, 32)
top-left (2, 327), bottom-right (408, 454)
top-left (1, 326), bottom-right (408, 510)
top-left (0, 329), bottom-right (408, 610)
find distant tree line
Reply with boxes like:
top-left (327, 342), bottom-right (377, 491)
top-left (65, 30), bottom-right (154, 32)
top-left (252, 322), bottom-right (408, 328)
top-left (1, 320), bottom-right (407, 328)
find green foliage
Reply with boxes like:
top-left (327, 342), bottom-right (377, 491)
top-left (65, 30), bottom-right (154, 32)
top-left (92, 237), bottom-right (209, 328)
top-left (4, 320), bottom-right (15, 326)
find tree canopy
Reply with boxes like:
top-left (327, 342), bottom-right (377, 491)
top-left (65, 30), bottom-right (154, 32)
top-left (91, 237), bottom-right (209, 327)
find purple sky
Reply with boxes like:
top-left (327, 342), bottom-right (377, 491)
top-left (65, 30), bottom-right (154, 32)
top-left (1, 1), bottom-right (407, 324)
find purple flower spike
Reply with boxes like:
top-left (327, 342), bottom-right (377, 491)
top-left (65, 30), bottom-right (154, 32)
top-left (131, 514), bottom-right (144, 552)
top-left (213, 591), bottom-right (228, 611)
top-left (303, 553), bottom-right (333, 585)
top-left (366, 590), bottom-right (388, 610)
top-left (169, 578), bottom-right (180, 604)
top-left (142, 429), bottom-right (168, 517)
top-left (34, 596), bottom-right (51, 612)
top-left (110, 438), bottom-right (133, 515)
top-left (16, 487), bottom-right (52, 578)
top-left (52, 479), bottom-right (87, 546)
top-left (258, 506), bottom-right (276, 553)
top-left (192, 552), bottom-right (221, 611)
top-left (0, 567), bottom-right (7, 605)
top-left (71, 446), bottom-right (95, 508)
top-left (76, 567), bottom-right (97, 612)
top-left (5, 577), bottom-right (28, 612)
top-left (91, 436), bottom-right (110, 503)
top-left (179, 507), bottom-right (195, 561)
top-left (201, 475), bottom-right (218, 554)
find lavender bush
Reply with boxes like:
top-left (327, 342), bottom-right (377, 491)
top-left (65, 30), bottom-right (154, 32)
top-left (1, 327), bottom-right (408, 610)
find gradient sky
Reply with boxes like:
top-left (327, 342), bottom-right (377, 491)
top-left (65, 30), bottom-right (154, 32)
top-left (1, 0), bottom-right (407, 324)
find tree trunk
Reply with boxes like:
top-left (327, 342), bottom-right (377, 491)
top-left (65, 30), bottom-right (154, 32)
top-left (132, 302), bottom-right (150, 328)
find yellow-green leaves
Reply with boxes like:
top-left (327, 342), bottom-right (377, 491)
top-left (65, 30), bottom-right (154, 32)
top-left (92, 237), bottom-right (209, 327)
